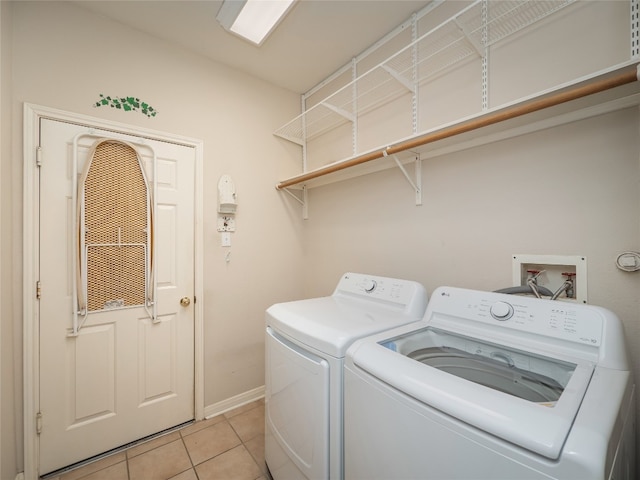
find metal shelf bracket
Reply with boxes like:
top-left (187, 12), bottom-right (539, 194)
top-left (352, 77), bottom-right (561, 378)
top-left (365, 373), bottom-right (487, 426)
top-left (321, 101), bottom-right (355, 123)
top-left (381, 65), bottom-right (416, 94)
top-left (282, 185), bottom-right (309, 219)
top-left (453, 17), bottom-right (484, 57)
top-left (632, 0), bottom-right (640, 58)
top-left (385, 150), bottom-right (422, 205)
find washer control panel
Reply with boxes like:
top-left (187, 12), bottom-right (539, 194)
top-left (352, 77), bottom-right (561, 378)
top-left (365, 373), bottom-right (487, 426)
top-left (430, 287), bottom-right (603, 346)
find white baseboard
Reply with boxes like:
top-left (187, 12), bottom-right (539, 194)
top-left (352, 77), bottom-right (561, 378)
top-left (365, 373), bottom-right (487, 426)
top-left (204, 385), bottom-right (265, 419)
top-left (15, 472), bottom-right (24, 480)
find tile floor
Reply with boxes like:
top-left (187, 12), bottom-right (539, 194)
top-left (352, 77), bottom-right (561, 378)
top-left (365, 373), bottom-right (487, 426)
top-left (46, 399), bottom-right (270, 480)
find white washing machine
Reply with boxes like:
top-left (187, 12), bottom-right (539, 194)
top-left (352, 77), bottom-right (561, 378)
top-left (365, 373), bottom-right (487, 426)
top-left (265, 272), bottom-right (428, 480)
top-left (344, 286), bottom-right (636, 480)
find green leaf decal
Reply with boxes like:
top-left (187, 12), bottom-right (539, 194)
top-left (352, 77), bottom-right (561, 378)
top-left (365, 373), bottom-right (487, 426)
top-left (94, 94), bottom-right (158, 118)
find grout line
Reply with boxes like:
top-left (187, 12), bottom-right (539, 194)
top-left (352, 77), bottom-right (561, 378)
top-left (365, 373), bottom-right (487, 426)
top-left (53, 405), bottom-right (265, 480)
top-left (178, 426), bottom-right (198, 474)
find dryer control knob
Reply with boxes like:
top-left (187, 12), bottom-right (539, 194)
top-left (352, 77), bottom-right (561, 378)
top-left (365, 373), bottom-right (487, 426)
top-left (490, 301), bottom-right (513, 321)
top-left (364, 280), bottom-right (377, 293)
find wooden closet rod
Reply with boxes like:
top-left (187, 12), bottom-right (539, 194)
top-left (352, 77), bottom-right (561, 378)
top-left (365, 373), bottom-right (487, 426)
top-left (277, 63), bottom-right (640, 190)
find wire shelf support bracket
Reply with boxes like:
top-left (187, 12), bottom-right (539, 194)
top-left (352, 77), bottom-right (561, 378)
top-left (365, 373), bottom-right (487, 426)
top-left (281, 185), bottom-right (309, 220)
top-left (632, 0), bottom-right (640, 59)
top-left (387, 151), bottom-right (422, 206)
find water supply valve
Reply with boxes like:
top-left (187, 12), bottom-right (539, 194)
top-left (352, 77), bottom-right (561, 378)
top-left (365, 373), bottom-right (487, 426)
top-left (561, 272), bottom-right (576, 299)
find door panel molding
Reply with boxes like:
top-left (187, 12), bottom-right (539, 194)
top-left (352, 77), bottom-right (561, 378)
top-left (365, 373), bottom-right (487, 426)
top-left (22, 103), bottom-right (204, 480)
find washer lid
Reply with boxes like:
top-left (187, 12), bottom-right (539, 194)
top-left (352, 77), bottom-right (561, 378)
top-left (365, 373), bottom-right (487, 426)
top-left (266, 296), bottom-right (423, 358)
top-left (351, 325), bottom-right (595, 459)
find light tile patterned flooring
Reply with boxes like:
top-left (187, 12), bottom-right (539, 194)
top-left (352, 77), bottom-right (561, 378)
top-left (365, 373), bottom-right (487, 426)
top-left (47, 399), bottom-right (270, 480)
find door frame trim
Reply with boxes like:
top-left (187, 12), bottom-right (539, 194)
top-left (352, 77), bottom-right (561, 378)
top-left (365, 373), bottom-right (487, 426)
top-left (22, 103), bottom-right (205, 480)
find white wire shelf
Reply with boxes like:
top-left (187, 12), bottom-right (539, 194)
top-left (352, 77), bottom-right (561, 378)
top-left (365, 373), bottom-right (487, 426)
top-left (276, 62), bottom-right (640, 190)
top-left (274, 0), bottom-right (575, 146)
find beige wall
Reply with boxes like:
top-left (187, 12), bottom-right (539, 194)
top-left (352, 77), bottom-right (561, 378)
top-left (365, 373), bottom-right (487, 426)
top-left (300, 1), bottom-right (639, 384)
top-left (303, 107), bottom-right (640, 305)
top-left (295, 8), bottom-right (640, 459)
top-left (2, 0), bottom-right (639, 477)
top-left (3, 1), bottom-right (304, 475)
top-left (302, 105), bottom-right (640, 434)
top-left (1, 2), bottom-right (17, 479)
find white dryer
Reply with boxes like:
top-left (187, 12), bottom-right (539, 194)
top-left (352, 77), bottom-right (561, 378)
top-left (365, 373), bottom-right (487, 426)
top-left (265, 273), bottom-right (428, 480)
top-left (344, 286), bottom-right (636, 480)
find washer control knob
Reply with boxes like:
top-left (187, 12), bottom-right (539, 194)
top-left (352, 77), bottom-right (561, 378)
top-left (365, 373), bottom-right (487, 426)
top-left (364, 280), bottom-right (377, 293)
top-left (490, 301), bottom-right (513, 321)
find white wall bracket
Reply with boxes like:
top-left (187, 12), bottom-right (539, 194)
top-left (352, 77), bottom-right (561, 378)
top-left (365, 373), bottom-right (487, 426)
top-left (453, 17), bottom-right (485, 57)
top-left (381, 65), bottom-right (416, 94)
top-left (388, 152), bottom-right (422, 205)
top-left (632, 0), bottom-right (640, 59)
top-left (279, 149), bottom-right (422, 217)
top-left (321, 101), bottom-right (355, 123)
top-left (481, 0), bottom-right (489, 111)
top-left (411, 13), bottom-right (419, 135)
top-left (281, 185), bottom-right (309, 219)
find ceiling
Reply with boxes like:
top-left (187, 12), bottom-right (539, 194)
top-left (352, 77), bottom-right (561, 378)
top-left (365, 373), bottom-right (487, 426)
top-left (73, 0), bottom-right (432, 94)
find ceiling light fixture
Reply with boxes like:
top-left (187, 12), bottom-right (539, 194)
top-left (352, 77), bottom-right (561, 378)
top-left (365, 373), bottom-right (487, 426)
top-left (216, 0), bottom-right (297, 46)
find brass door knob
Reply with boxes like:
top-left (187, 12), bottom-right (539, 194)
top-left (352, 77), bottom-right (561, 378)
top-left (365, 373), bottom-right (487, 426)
top-left (180, 297), bottom-right (191, 307)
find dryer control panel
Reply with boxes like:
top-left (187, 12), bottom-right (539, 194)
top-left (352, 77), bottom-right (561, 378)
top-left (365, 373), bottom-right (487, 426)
top-left (335, 273), bottom-right (427, 316)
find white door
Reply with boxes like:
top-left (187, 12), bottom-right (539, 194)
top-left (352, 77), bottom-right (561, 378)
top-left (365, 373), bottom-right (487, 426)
top-left (38, 118), bottom-right (195, 474)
